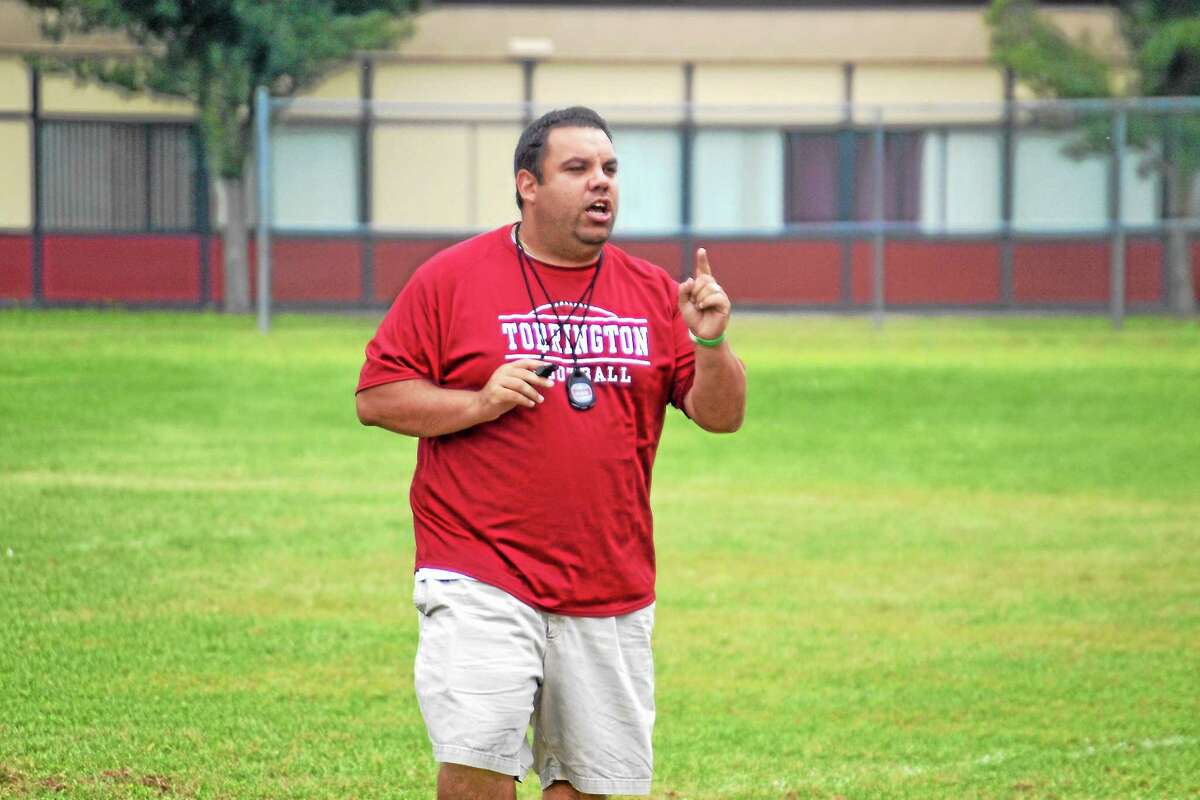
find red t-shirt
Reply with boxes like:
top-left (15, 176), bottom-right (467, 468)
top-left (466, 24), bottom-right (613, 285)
top-left (357, 225), bottom-right (696, 616)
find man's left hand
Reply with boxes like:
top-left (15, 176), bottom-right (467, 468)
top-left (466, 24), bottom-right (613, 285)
top-left (677, 248), bottom-right (730, 341)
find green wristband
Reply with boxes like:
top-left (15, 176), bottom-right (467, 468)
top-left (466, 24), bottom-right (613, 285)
top-left (689, 330), bottom-right (726, 348)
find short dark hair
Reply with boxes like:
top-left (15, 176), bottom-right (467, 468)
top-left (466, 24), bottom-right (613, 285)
top-left (513, 106), bottom-right (613, 209)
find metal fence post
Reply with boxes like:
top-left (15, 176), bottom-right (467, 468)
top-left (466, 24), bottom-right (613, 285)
top-left (255, 86), bottom-right (272, 334)
top-left (872, 108), bottom-right (885, 328)
top-left (1109, 106), bottom-right (1127, 330)
top-left (1000, 68), bottom-right (1016, 309)
top-left (680, 63), bottom-right (695, 282)
top-left (193, 126), bottom-right (211, 308)
top-left (521, 59), bottom-right (536, 127)
top-left (359, 57), bottom-right (374, 308)
top-left (30, 63), bottom-right (43, 308)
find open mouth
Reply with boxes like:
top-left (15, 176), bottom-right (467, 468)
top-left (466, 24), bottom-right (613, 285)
top-left (585, 199), bottom-right (612, 224)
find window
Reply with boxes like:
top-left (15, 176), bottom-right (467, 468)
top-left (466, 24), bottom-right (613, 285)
top-left (784, 130), bottom-right (925, 226)
top-left (852, 131), bottom-right (923, 223)
top-left (785, 133), bottom-right (839, 223)
top-left (1118, 146), bottom-right (1160, 228)
top-left (920, 130), bottom-right (1003, 232)
top-left (270, 126), bottom-right (360, 230)
top-left (1013, 129), bottom-right (1107, 232)
top-left (611, 127), bottom-right (681, 234)
top-left (40, 121), bottom-right (196, 231)
top-left (691, 129), bottom-right (783, 232)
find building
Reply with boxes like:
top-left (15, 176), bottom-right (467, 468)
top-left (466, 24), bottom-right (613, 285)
top-left (0, 0), bottom-right (1192, 309)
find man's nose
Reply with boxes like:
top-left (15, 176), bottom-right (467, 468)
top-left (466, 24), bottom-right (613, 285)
top-left (588, 166), bottom-right (611, 189)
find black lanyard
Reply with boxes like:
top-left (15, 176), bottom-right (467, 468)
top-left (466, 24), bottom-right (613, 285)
top-left (513, 224), bottom-right (603, 369)
top-left (513, 223), bottom-right (603, 410)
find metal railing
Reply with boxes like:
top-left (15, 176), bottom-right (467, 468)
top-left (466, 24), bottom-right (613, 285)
top-left (254, 94), bottom-right (1200, 329)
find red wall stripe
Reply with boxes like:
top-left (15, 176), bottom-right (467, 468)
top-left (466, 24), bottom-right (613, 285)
top-left (613, 240), bottom-right (685, 281)
top-left (1125, 238), bottom-right (1162, 304)
top-left (22, 232), bottom-right (1195, 307)
top-left (273, 239), bottom-right (361, 302)
top-left (852, 241), bottom-right (1001, 304)
top-left (850, 241), bottom-right (873, 304)
top-left (1013, 241), bottom-right (1109, 303)
top-left (372, 239), bottom-right (456, 304)
top-left (1192, 241), bottom-right (1200, 301)
top-left (0, 235), bottom-right (33, 300)
top-left (702, 240), bottom-right (842, 305)
top-left (210, 238), bottom-right (360, 303)
top-left (43, 235), bottom-right (200, 302)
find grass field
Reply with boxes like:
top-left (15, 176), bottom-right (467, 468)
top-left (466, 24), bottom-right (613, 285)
top-left (1, 310), bottom-right (1198, 799)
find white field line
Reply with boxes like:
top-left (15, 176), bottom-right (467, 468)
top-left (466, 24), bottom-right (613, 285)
top-left (1067, 735), bottom-right (1197, 760)
top-left (707, 736), bottom-right (1200, 794)
top-left (813, 735), bottom-right (1200, 784)
top-left (963, 736), bottom-right (1198, 772)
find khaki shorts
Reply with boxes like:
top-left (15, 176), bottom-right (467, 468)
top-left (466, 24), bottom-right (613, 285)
top-left (412, 576), bottom-right (656, 796)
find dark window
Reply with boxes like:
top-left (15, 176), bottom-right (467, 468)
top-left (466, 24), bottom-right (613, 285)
top-left (785, 133), bottom-right (839, 223)
top-left (785, 129), bottom-right (924, 225)
top-left (40, 121), bottom-right (196, 232)
top-left (853, 131), bottom-right (923, 223)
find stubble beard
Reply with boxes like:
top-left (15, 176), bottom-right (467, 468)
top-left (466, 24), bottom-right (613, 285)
top-left (575, 226), bottom-right (612, 247)
top-left (528, 204), bottom-right (615, 263)
top-left (574, 208), bottom-right (616, 248)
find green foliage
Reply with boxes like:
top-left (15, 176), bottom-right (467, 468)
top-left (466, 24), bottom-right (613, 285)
top-left (987, 0), bottom-right (1112, 99)
top-left (988, 0), bottom-right (1200, 100)
top-left (1120, 1), bottom-right (1200, 94)
top-left (24, 0), bottom-right (416, 178)
top-left (987, 0), bottom-right (1200, 221)
top-left (1137, 14), bottom-right (1200, 96)
top-left (1, 312), bottom-right (1198, 798)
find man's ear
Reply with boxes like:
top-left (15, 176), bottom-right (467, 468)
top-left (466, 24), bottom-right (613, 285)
top-left (516, 169), bottom-right (538, 206)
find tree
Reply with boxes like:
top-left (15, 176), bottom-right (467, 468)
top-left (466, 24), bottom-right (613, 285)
top-left (26, 0), bottom-right (416, 313)
top-left (988, 0), bottom-right (1200, 316)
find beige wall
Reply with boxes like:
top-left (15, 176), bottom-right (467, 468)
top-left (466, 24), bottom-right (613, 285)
top-left (0, 0), bottom-right (1122, 64)
top-left (399, 4), bottom-right (1121, 64)
top-left (0, 119), bottom-right (31, 228)
top-left (41, 73), bottom-right (194, 117)
top-left (374, 61), bottom-right (523, 111)
top-left (473, 124), bottom-right (521, 228)
top-left (302, 64), bottom-right (361, 100)
top-left (275, 64), bottom-right (365, 122)
top-left (373, 122), bottom-right (519, 229)
top-left (533, 63), bottom-right (684, 124)
top-left (693, 64), bottom-right (844, 125)
top-left (0, 55), bottom-right (28, 113)
top-left (854, 65), bottom-right (1006, 123)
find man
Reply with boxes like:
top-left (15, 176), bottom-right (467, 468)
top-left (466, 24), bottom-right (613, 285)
top-left (356, 106), bottom-right (746, 799)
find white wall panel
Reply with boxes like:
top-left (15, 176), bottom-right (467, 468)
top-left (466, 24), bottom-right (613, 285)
top-left (612, 128), bottom-right (681, 234)
top-left (691, 130), bottom-right (783, 231)
top-left (271, 126), bottom-right (359, 229)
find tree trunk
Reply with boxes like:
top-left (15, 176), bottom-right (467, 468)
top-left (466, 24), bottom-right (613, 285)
top-left (1163, 162), bottom-right (1197, 318)
top-left (218, 176), bottom-right (251, 314)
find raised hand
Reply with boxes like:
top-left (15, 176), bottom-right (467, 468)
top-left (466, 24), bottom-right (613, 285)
top-left (677, 247), bottom-right (730, 342)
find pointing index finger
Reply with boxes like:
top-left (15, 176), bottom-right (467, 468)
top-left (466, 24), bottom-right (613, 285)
top-left (695, 247), bottom-right (712, 278)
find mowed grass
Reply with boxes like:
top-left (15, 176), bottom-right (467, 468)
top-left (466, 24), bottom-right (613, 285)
top-left (1, 310), bottom-right (1198, 799)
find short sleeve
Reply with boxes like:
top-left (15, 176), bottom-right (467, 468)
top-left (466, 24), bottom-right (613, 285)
top-left (669, 291), bottom-right (696, 412)
top-left (356, 269), bottom-right (440, 393)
